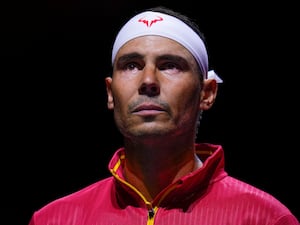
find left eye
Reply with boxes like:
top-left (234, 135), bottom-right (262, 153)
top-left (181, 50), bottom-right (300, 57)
top-left (159, 63), bottom-right (181, 74)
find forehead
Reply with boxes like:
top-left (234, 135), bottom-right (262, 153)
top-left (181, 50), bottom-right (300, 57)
top-left (116, 35), bottom-right (194, 59)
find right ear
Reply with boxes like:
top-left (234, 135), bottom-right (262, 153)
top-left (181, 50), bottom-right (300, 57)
top-left (105, 77), bottom-right (114, 110)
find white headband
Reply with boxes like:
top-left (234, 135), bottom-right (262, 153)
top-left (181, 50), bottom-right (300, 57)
top-left (112, 11), bottom-right (223, 83)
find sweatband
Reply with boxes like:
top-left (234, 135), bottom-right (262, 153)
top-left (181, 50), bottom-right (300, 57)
top-left (112, 11), bottom-right (223, 83)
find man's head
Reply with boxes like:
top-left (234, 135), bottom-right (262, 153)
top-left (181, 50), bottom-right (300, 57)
top-left (105, 6), bottom-right (219, 141)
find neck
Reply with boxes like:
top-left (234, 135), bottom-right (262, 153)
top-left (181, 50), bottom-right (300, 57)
top-left (123, 137), bottom-right (202, 201)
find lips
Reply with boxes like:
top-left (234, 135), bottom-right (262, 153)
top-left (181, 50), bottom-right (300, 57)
top-left (132, 102), bottom-right (166, 117)
top-left (132, 104), bottom-right (165, 113)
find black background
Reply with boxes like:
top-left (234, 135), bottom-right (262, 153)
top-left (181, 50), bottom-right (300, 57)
top-left (2, 1), bottom-right (299, 224)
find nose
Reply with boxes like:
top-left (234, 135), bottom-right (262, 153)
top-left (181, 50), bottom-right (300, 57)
top-left (139, 83), bottom-right (160, 96)
top-left (138, 68), bottom-right (160, 97)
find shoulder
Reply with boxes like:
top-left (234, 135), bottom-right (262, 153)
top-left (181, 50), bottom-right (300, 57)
top-left (50, 176), bottom-right (114, 204)
top-left (29, 176), bottom-right (114, 224)
top-left (212, 176), bottom-right (298, 223)
top-left (219, 176), bottom-right (286, 206)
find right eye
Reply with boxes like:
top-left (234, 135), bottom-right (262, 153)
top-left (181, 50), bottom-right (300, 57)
top-left (123, 62), bottom-right (142, 74)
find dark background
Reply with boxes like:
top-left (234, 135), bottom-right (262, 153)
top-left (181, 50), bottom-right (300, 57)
top-left (2, 1), bottom-right (299, 224)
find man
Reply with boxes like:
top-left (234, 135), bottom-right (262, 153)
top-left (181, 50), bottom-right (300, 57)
top-left (28, 6), bottom-right (299, 225)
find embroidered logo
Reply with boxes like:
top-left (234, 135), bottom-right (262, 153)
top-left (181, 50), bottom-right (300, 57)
top-left (138, 15), bottom-right (163, 27)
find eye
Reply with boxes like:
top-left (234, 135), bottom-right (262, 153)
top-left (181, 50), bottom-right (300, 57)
top-left (125, 62), bottom-right (139, 71)
top-left (118, 61), bottom-right (143, 75)
top-left (159, 62), bottom-right (181, 74)
top-left (121, 62), bottom-right (143, 74)
top-left (115, 53), bottom-right (144, 73)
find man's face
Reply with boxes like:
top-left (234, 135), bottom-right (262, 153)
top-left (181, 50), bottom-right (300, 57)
top-left (106, 36), bottom-right (203, 140)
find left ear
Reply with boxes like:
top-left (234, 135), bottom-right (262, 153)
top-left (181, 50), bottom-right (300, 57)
top-left (199, 79), bottom-right (218, 110)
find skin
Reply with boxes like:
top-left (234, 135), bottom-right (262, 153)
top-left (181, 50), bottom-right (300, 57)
top-left (105, 35), bottom-right (218, 201)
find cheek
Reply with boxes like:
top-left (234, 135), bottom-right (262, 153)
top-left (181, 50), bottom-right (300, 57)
top-left (112, 92), bottom-right (127, 113)
top-left (167, 83), bottom-right (201, 122)
top-left (169, 80), bottom-right (200, 105)
top-left (111, 94), bottom-right (127, 132)
top-left (177, 93), bottom-right (199, 113)
top-left (111, 82), bottom-right (133, 113)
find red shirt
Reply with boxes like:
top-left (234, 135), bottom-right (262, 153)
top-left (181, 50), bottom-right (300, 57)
top-left (29, 143), bottom-right (299, 225)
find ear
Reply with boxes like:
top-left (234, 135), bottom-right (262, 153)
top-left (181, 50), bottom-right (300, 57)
top-left (199, 79), bottom-right (218, 110)
top-left (105, 77), bottom-right (114, 110)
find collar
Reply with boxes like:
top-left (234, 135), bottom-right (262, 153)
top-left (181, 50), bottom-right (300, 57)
top-left (108, 143), bottom-right (227, 209)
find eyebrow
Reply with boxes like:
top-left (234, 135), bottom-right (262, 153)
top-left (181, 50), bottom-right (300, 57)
top-left (116, 53), bottom-right (188, 65)
top-left (116, 52), bottom-right (143, 65)
top-left (157, 54), bottom-right (188, 65)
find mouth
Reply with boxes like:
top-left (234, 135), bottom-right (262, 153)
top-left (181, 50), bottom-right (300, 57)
top-left (132, 103), bottom-right (165, 116)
